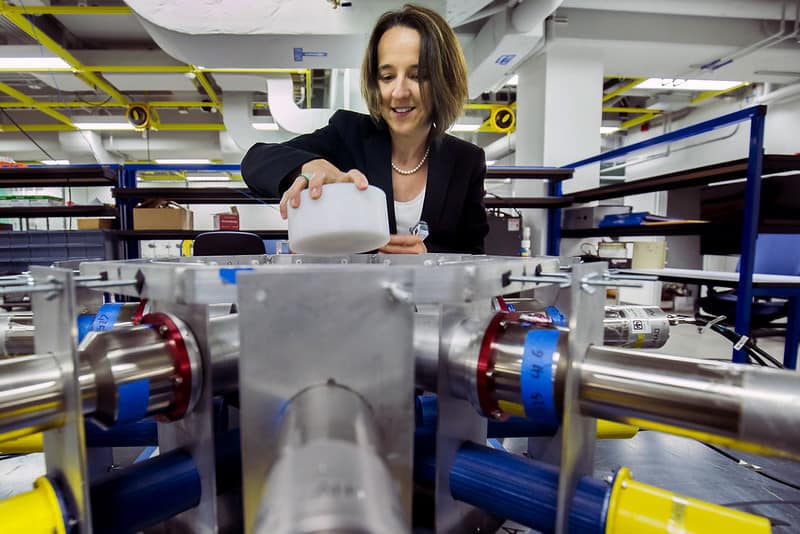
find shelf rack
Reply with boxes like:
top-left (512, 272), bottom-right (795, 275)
top-left (560, 105), bottom-right (784, 364)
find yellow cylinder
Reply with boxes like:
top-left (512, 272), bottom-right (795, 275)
top-left (606, 467), bottom-right (771, 534)
top-left (0, 432), bottom-right (43, 453)
top-left (0, 476), bottom-right (67, 534)
top-left (596, 420), bottom-right (639, 440)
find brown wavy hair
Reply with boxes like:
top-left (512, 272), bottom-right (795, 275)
top-left (361, 4), bottom-right (468, 138)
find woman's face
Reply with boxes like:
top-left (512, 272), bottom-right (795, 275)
top-left (377, 25), bottom-right (432, 139)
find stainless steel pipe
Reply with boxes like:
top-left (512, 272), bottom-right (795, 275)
top-left (0, 312), bottom-right (211, 441)
top-left (580, 345), bottom-right (800, 459)
top-left (253, 384), bottom-right (407, 534)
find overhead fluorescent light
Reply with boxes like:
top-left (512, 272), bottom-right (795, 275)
top-left (600, 126), bottom-right (620, 135)
top-left (155, 159), bottom-right (213, 164)
top-left (485, 160), bottom-right (497, 166)
top-left (41, 159), bottom-right (70, 165)
top-left (252, 122), bottom-right (279, 131)
top-left (185, 173), bottom-right (230, 181)
top-left (449, 123), bottom-right (481, 132)
top-left (74, 122), bottom-right (134, 130)
top-left (0, 57), bottom-right (71, 70)
top-left (505, 75), bottom-right (518, 86)
top-left (636, 78), bottom-right (743, 91)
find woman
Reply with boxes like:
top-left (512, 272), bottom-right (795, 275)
top-left (241, 4), bottom-right (489, 254)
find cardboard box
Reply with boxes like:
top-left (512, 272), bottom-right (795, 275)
top-left (77, 218), bottom-right (116, 230)
top-left (134, 200), bottom-right (193, 230)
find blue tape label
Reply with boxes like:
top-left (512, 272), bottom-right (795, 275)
top-left (219, 267), bottom-right (254, 285)
top-left (91, 303), bottom-right (122, 331)
top-left (117, 379), bottom-right (150, 424)
top-left (76, 314), bottom-right (95, 343)
top-left (520, 328), bottom-right (560, 429)
top-left (546, 306), bottom-right (567, 327)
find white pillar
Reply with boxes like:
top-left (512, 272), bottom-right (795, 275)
top-left (514, 44), bottom-right (603, 254)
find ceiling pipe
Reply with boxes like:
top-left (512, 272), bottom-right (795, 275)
top-left (756, 82), bottom-right (800, 105)
top-left (464, 0), bottom-right (563, 98)
top-left (221, 91), bottom-right (295, 152)
top-left (511, 0), bottom-right (563, 33)
top-left (58, 131), bottom-right (121, 164)
top-left (484, 132), bottom-right (517, 161)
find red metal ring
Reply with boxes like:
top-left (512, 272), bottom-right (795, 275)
top-left (141, 312), bottom-right (193, 421)
top-left (131, 299), bottom-right (148, 326)
top-left (476, 312), bottom-right (507, 417)
top-left (494, 296), bottom-right (509, 311)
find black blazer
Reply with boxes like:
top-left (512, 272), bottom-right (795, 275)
top-left (241, 110), bottom-right (489, 254)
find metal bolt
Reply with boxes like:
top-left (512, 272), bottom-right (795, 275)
top-left (490, 410), bottom-right (504, 420)
top-left (172, 375), bottom-right (184, 385)
top-left (158, 325), bottom-right (169, 335)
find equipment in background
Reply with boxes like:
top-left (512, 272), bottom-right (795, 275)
top-left (485, 210), bottom-right (523, 256)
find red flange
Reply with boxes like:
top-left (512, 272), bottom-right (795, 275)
top-left (141, 312), bottom-right (194, 421)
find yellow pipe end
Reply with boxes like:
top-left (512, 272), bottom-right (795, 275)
top-left (0, 432), bottom-right (43, 453)
top-left (606, 467), bottom-right (771, 534)
top-left (596, 420), bottom-right (639, 440)
top-left (0, 476), bottom-right (67, 534)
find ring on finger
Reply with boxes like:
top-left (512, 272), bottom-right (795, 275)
top-left (299, 172), bottom-right (314, 187)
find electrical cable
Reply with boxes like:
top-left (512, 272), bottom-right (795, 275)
top-left (485, 191), bottom-right (522, 218)
top-left (0, 107), bottom-right (55, 160)
top-left (700, 441), bottom-right (800, 493)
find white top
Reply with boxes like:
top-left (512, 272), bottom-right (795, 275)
top-left (394, 187), bottom-right (426, 235)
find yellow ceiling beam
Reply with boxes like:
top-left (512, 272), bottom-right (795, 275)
top-left (0, 123), bottom-right (225, 132)
top-left (620, 112), bottom-right (660, 131)
top-left (153, 123), bottom-right (225, 131)
top-left (602, 77), bottom-right (648, 103)
top-left (602, 106), bottom-right (660, 114)
top-left (1, 5), bottom-right (131, 15)
top-left (192, 70), bottom-right (221, 109)
top-left (690, 82), bottom-right (749, 105)
top-left (0, 81), bottom-right (75, 127)
top-left (87, 65), bottom-right (193, 73)
top-left (0, 1), bottom-right (128, 104)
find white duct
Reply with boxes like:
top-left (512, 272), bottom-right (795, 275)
top-left (58, 131), bottom-right (121, 164)
top-left (126, 0), bottom-right (437, 70)
top-left (483, 132), bottom-right (517, 161)
top-left (222, 91), bottom-right (298, 151)
top-left (465, 0), bottom-right (563, 98)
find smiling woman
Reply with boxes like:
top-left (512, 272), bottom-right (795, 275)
top-left (241, 4), bottom-right (489, 255)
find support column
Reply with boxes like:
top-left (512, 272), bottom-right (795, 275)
top-left (514, 44), bottom-right (603, 255)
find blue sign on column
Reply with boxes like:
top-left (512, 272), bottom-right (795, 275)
top-left (293, 47), bottom-right (329, 62)
top-left (495, 54), bottom-right (516, 65)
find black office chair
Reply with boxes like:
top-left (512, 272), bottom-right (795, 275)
top-left (697, 234), bottom-right (800, 334)
top-left (192, 231), bottom-right (266, 256)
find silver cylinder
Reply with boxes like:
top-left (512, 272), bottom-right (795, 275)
top-left (253, 384), bottom-right (407, 534)
top-left (602, 305), bottom-right (670, 349)
top-left (208, 313), bottom-right (239, 396)
top-left (0, 354), bottom-right (64, 439)
top-left (581, 345), bottom-right (800, 459)
top-left (0, 313), bottom-right (35, 357)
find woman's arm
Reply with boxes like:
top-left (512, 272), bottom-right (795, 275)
top-left (241, 111), bottom-right (350, 197)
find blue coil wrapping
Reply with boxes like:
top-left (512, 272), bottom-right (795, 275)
top-left (90, 449), bottom-right (201, 534)
top-left (450, 442), bottom-right (608, 534)
top-left (85, 419), bottom-right (158, 447)
top-left (416, 394), bottom-right (559, 439)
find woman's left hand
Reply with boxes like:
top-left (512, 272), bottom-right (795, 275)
top-left (379, 234), bottom-right (427, 255)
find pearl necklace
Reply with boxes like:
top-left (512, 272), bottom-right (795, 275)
top-left (391, 145), bottom-right (430, 175)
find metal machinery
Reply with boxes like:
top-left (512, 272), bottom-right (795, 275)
top-left (0, 254), bottom-right (797, 533)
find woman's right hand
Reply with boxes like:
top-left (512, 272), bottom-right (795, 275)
top-left (279, 159), bottom-right (369, 219)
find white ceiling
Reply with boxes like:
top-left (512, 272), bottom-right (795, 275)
top-left (0, 0), bottom-right (796, 163)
